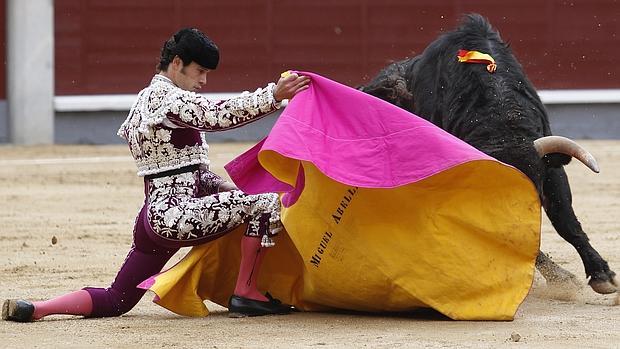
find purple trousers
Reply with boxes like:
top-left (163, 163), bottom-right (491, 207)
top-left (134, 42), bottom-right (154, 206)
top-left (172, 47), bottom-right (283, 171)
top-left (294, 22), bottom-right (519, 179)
top-left (83, 202), bottom-right (180, 317)
top-left (83, 171), bottom-right (278, 318)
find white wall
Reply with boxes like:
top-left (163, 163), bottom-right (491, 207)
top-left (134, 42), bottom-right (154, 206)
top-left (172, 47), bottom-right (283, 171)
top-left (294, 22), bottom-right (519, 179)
top-left (6, 0), bottom-right (54, 144)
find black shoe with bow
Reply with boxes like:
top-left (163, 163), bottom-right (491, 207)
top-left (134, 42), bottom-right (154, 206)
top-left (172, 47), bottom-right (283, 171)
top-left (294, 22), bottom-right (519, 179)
top-left (228, 293), bottom-right (293, 317)
top-left (2, 299), bottom-right (35, 322)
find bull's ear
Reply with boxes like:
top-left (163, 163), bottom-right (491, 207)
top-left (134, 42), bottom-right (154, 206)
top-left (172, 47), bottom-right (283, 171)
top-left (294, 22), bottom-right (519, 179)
top-left (361, 85), bottom-right (393, 101)
top-left (393, 79), bottom-right (412, 99)
top-left (361, 83), bottom-right (416, 112)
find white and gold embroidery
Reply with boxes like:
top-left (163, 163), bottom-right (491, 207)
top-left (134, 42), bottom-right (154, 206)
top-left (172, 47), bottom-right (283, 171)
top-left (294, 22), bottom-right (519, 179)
top-left (118, 74), bottom-right (281, 177)
top-left (147, 171), bottom-right (282, 244)
top-left (118, 75), bottom-right (284, 245)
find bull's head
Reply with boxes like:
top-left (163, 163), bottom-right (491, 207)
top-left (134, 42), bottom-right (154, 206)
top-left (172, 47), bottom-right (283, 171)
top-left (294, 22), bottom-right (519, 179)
top-left (359, 57), bottom-right (420, 113)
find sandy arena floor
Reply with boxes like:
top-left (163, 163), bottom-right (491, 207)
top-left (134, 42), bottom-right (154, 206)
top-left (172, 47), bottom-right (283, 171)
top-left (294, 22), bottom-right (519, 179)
top-left (0, 141), bottom-right (618, 348)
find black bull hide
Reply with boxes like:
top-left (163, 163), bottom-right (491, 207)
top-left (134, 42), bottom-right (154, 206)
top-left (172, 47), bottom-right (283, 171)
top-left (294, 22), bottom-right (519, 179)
top-left (360, 13), bottom-right (617, 294)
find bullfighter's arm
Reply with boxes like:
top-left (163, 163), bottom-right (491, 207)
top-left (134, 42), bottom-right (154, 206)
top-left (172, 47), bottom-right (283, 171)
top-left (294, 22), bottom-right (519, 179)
top-left (164, 84), bottom-right (282, 132)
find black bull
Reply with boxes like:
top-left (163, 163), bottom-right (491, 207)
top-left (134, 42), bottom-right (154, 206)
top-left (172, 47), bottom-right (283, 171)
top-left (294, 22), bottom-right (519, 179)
top-left (360, 13), bottom-right (617, 294)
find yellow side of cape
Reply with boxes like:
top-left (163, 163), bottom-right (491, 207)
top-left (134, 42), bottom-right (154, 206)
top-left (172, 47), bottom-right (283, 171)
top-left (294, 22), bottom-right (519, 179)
top-left (146, 156), bottom-right (540, 320)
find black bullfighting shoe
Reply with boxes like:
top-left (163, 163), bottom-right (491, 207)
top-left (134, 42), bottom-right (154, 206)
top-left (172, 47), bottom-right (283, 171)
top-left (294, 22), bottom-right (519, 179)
top-left (228, 293), bottom-right (293, 318)
top-left (2, 299), bottom-right (35, 322)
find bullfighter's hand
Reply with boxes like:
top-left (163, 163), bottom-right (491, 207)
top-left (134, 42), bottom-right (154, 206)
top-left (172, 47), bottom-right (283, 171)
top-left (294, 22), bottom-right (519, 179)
top-left (273, 72), bottom-right (310, 101)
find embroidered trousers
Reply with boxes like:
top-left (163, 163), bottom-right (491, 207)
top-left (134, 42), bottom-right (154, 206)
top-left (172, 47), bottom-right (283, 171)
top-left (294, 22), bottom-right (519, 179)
top-left (83, 169), bottom-right (281, 317)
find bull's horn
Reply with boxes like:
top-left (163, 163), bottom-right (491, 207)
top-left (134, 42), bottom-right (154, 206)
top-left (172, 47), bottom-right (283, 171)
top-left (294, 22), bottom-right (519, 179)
top-left (533, 136), bottom-right (600, 173)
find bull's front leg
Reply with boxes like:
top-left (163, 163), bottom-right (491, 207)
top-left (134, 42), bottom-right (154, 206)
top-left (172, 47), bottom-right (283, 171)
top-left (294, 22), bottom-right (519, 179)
top-left (543, 166), bottom-right (618, 294)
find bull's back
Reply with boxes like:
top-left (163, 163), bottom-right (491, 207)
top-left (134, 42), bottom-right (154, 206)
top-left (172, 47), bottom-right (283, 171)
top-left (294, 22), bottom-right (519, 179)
top-left (411, 14), bottom-right (549, 144)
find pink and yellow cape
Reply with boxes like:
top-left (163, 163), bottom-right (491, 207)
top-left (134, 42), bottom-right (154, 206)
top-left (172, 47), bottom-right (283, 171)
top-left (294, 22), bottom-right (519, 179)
top-left (139, 72), bottom-right (541, 320)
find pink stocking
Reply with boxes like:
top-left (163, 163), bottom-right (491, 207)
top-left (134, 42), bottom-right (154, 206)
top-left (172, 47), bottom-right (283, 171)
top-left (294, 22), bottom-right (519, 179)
top-left (32, 290), bottom-right (93, 320)
top-left (233, 235), bottom-right (268, 301)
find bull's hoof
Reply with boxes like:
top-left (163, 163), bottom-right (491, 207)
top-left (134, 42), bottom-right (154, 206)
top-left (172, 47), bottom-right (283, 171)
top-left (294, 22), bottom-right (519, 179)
top-left (589, 276), bottom-right (618, 295)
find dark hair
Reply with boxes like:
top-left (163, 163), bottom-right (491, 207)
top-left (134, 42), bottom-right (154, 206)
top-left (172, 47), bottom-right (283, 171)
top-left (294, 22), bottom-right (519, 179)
top-left (156, 28), bottom-right (219, 71)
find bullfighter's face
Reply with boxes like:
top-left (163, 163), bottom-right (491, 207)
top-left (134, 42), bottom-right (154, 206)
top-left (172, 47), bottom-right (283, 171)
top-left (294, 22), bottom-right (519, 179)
top-left (168, 56), bottom-right (210, 92)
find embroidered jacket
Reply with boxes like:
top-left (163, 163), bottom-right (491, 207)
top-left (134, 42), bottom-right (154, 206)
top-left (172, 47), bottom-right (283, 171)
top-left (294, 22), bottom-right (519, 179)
top-left (118, 74), bottom-right (282, 176)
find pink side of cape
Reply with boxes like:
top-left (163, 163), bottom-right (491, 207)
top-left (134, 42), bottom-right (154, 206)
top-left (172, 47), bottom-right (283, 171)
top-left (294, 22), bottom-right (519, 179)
top-left (225, 71), bottom-right (492, 196)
